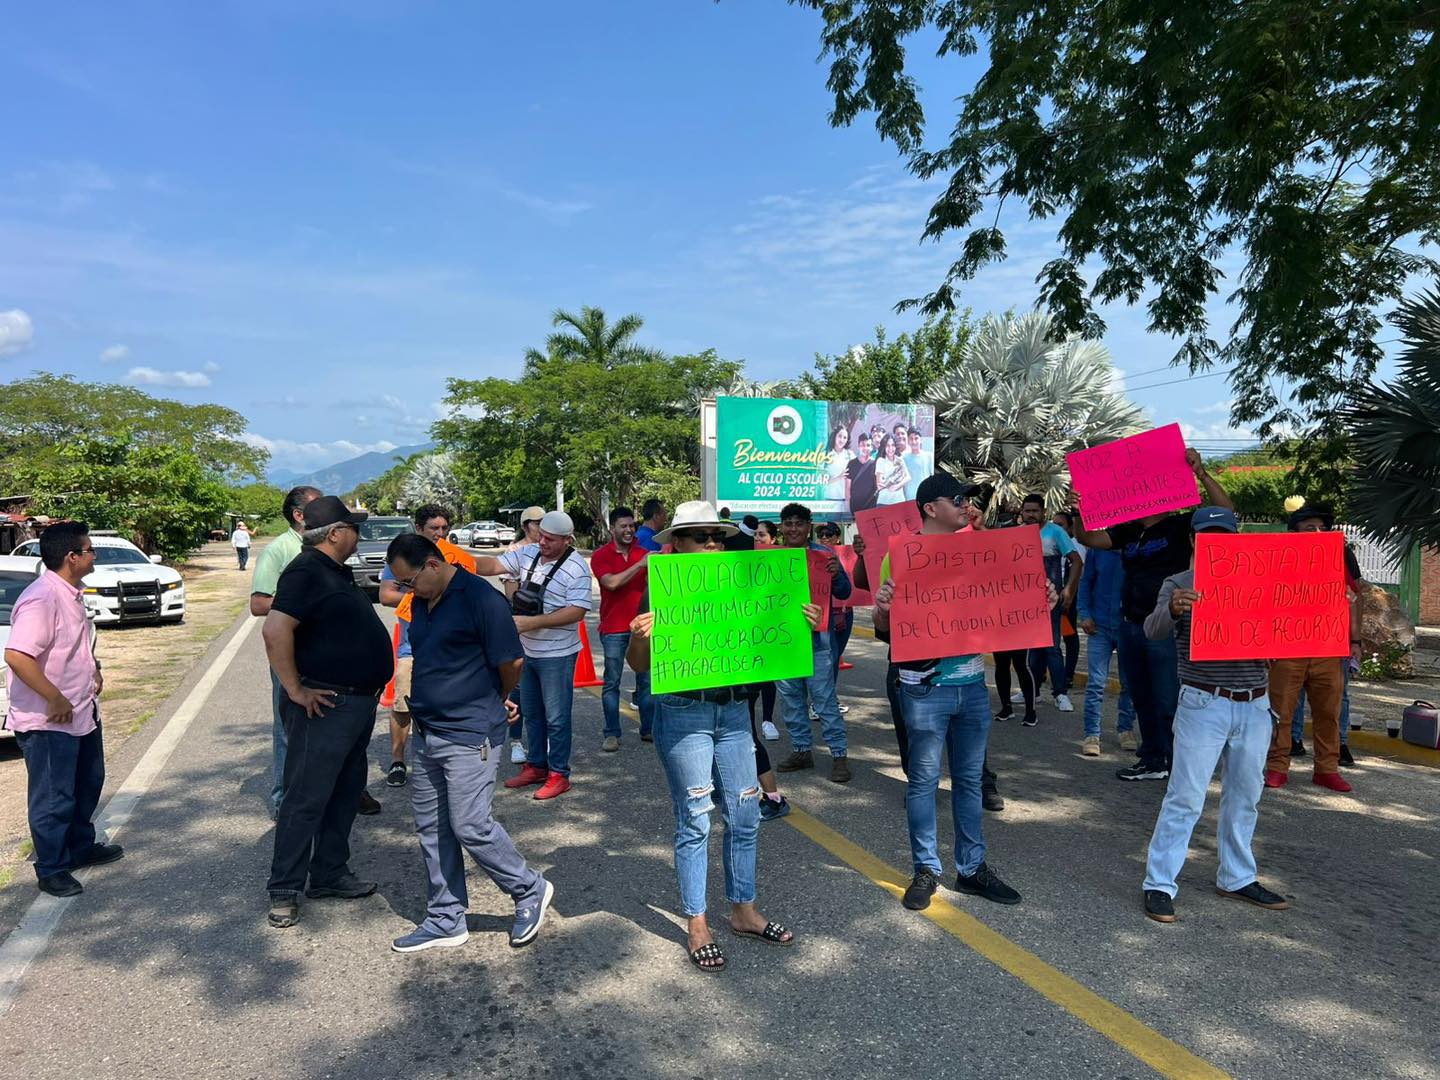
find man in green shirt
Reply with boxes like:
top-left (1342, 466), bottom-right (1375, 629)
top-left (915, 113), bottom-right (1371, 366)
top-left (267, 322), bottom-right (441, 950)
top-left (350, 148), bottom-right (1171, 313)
top-left (250, 486), bottom-right (320, 818)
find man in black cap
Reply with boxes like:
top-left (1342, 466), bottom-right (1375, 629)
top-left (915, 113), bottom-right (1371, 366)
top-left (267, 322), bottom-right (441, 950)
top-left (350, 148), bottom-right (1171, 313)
top-left (262, 496), bottom-right (395, 929)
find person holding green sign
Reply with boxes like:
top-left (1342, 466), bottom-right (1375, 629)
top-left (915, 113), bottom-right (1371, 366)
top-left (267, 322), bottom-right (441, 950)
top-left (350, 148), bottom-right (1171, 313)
top-left (628, 500), bottom-right (824, 973)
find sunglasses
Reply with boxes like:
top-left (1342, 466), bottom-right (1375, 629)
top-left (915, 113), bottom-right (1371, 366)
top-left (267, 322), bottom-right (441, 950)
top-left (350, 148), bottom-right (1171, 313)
top-left (678, 530), bottom-right (729, 543)
top-left (71, 546), bottom-right (96, 556)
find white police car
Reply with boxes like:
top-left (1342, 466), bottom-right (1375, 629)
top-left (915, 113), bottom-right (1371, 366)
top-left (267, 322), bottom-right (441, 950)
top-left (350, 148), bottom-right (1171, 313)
top-left (0, 554), bottom-right (98, 739)
top-left (10, 534), bottom-right (185, 626)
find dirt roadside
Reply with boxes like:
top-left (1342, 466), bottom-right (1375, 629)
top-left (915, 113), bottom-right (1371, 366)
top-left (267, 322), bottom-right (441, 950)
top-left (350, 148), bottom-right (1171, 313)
top-left (0, 539), bottom-right (268, 890)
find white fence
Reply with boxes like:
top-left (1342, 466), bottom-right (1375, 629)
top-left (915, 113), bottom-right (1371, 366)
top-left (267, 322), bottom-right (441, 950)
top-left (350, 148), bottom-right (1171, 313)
top-left (1340, 525), bottom-right (1403, 585)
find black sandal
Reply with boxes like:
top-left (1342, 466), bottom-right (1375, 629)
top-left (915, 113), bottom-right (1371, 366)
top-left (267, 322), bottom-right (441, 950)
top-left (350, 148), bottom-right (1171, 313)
top-left (688, 941), bottom-right (726, 972)
top-left (732, 921), bottom-right (794, 946)
top-left (268, 895), bottom-right (299, 929)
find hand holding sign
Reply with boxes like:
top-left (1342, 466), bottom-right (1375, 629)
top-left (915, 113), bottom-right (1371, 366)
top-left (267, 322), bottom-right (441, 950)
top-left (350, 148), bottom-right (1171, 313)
top-left (1068, 423), bottom-right (1200, 530)
top-left (855, 503), bottom-right (922, 596)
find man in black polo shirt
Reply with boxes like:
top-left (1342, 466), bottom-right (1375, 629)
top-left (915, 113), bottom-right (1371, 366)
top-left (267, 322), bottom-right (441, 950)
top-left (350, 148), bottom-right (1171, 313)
top-left (384, 534), bottom-right (554, 953)
top-left (262, 496), bottom-right (394, 929)
top-left (1077, 448), bottom-right (1233, 782)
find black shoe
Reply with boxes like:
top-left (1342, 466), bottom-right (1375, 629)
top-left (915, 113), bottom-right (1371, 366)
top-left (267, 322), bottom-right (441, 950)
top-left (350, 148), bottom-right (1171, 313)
top-left (1338, 744), bottom-right (1356, 767)
top-left (759, 795), bottom-right (791, 822)
top-left (357, 789), bottom-right (382, 815)
top-left (1020, 712), bottom-right (1037, 727)
top-left (902, 868), bottom-right (940, 910)
top-left (386, 761), bottom-right (407, 788)
top-left (305, 872), bottom-right (378, 900)
top-left (1116, 762), bottom-right (1169, 782)
top-left (37, 871), bottom-right (83, 898)
top-left (993, 710), bottom-right (1013, 722)
top-left (776, 750), bottom-right (814, 773)
top-left (1290, 738), bottom-right (1307, 758)
top-left (954, 862), bottom-right (1021, 905)
top-left (982, 786), bottom-right (1005, 812)
top-left (1143, 889), bottom-right (1176, 923)
top-left (72, 843), bottom-right (124, 869)
top-left (1216, 881), bottom-right (1289, 910)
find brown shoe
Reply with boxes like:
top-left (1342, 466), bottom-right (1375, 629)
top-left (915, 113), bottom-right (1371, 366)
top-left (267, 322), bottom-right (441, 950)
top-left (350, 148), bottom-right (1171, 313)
top-left (776, 750), bottom-right (813, 773)
top-left (830, 756), bottom-right (852, 784)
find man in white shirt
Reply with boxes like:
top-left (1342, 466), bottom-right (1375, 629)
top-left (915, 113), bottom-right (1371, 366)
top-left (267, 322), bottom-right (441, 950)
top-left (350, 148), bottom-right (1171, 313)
top-left (231, 521), bottom-right (252, 571)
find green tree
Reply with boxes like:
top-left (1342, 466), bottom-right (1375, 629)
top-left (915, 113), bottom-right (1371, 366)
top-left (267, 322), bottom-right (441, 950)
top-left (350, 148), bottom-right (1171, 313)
top-left (0, 373), bottom-right (266, 477)
top-left (1213, 467), bottom-right (1294, 523)
top-left (543, 306), bottom-right (665, 367)
top-left (349, 451), bottom-right (428, 515)
top-left (401, 453), bottom-right (465, 517)
top-left (1343, 287), bottom-right (1440, 555)
top-left (791, 0), bottom-right (1438, 444)
top-left (799, 312), bottom-right (978, 403)
top-left (224, 482), bottom-right (287, 534)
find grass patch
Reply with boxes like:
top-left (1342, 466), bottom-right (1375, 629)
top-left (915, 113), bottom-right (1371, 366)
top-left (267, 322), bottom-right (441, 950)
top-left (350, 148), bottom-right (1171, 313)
top-left (121, 709), bottom-right (157, 738)
top-left (0, 865), bottom-right (13, 891)
top-left (18, 839), bottom-right (33, 858)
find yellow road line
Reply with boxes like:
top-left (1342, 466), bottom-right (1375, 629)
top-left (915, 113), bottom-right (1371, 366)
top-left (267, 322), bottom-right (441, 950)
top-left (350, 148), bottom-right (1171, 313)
top-left (1304, 723), bottom-right (1440, 769)
top-left (783, 807), bottom-right (1230, 1080)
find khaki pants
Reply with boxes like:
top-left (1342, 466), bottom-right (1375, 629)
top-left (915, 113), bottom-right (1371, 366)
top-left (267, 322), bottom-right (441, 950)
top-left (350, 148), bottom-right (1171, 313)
top-left (1267, 657), bottom-right (1343, 776)
top-left (392, 656), bottom-right (413, 718)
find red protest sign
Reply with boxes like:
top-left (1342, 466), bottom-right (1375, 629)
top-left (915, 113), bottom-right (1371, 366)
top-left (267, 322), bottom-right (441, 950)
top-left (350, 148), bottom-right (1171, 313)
top-left (806, 549), bottom-right (833, 623)
top-left (834, 545), bottom-right (874, 608)
top-left (1190, 532), bottom-right (1349, 660)
top-left (887, 525), bottom-right (1053, 662)
top-left (1068, 423), bottom-right (1200, 530)
top-left (855, 503), bottom-right (922, 595)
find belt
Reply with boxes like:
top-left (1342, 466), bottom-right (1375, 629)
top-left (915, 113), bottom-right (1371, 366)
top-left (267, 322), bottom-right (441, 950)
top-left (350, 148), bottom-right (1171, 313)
top-left (673, 686), bottom-right (754, 705)
top-left (1181, 680), bottom-right (1267, 703)
top-left (301, 677), bottom-right (382, 698)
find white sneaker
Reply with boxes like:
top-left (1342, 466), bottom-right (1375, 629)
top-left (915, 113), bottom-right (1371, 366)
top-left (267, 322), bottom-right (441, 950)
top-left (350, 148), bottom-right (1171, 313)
top-left (510, 742), bottom-right (526, 764)
top-left (761, 720), bottom-right (780, 742)
top-left (1010, 690), bottom-right (1024, 704)
top-left (1055, 694), bottom-right (1075, 713)
top-left (837, 703), bottom-right (850, 714)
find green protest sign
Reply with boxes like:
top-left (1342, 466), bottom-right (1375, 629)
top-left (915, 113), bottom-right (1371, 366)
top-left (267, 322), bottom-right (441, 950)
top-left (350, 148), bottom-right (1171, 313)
top-left (648, 548), bottom-right (815, 694)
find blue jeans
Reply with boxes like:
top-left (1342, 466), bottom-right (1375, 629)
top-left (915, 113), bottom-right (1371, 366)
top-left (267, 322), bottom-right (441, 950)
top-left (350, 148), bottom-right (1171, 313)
top-left (776, 635), bottom-right (847, 756)
top-left (653, 694), bottom-right (760, 916)
top-left (520, 653), bottom-right (578, 777)
top-left (829, 610), bottom-right (854, 680)
top-left (1144, 685), bottom-right (1271, 897)
top-left (898, 680), bottom-right (991, 876)
top-left (270, 668), bottom-right (288, 814)
top-left (15, 716), bottom-right (105, 879)
top-left (1117, 620), bottom-right (1180, 768)
top-left (1290, 664), bottom-right (1351, 746)
top-left (1082, 624), bottom-right (1136, 738)
top-left (409, 728), bottom-right (542, 936)
top-left (1027, 604), bottom-right (1069, 697)
top-left (600, 631), bottom-right (652, 740)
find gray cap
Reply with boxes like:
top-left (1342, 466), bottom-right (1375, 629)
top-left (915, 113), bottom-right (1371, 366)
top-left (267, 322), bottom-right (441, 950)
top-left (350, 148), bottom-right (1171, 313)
top-left (539, 510), bottom-right (574, 537)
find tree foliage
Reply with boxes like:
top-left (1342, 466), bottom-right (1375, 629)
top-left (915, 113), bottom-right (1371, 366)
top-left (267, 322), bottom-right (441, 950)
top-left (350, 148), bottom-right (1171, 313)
top-left (792, 0), bottom-right (1439, 443)
top-left (924, 311), bottom-right (1144, 516)
top-left (799, 312), bottom-right (978, 403)
top-left (401, 453), bottom-right (465, 517)
top-left (0, 372), bottom-right (266, 478)
top-left (1213, 467), bottom-right (1294, 523)
top-left (1343, 286), bottom-right (1440, 555)
top-left (224, 482), bottom-right (288, 533)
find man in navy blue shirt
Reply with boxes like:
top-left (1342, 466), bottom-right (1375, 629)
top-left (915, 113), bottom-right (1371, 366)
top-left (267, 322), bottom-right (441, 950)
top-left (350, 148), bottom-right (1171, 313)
top-left (384, 534), bottom-right (554, 953)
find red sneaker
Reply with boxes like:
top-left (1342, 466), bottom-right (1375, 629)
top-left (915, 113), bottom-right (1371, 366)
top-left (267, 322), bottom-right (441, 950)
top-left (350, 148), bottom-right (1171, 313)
top-left (1312, 771), bottom-right (1352, 793)
top-left (1263, 770), bottom-right (1288, 788)
top-left (534, 774), bottom-right (572, 801)
top-left (504, 764), bottom-right (549, 790)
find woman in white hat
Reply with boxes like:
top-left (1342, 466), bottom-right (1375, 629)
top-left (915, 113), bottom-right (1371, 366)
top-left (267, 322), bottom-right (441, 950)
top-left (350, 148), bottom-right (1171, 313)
top-left (628, 501), bottom-right (821, 972)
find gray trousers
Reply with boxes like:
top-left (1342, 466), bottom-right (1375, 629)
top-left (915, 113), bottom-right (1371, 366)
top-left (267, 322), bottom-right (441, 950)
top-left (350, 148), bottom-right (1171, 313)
top-left (410, 727), bottom-right (541, 936)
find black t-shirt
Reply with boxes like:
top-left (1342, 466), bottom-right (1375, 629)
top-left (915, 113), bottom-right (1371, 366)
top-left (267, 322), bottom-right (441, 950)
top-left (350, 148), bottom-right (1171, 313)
top-left (846, 457), bottom-right (878, 512)
top-left (1108, 515), bottom-right (1195, 624)
top-left (271, 547), bottom-right (394, 691)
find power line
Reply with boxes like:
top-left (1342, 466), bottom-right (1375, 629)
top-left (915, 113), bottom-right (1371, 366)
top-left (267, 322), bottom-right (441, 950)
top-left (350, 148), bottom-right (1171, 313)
top-left (1123, 369), bottom-right (1231, 393)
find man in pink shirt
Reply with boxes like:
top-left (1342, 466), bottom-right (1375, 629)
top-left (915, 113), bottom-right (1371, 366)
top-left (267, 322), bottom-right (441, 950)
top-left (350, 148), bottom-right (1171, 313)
top-left (4, 521), bottom-right (122, 897)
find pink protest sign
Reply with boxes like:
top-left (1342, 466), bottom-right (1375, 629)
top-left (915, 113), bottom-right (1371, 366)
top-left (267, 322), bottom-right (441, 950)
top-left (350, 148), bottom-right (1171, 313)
top-left (1067, 423), bottom-right (1200, 530)
top-left (855, 503), bottom-right (922, 596)
top-left (806, 549), bottom-right (833, 623)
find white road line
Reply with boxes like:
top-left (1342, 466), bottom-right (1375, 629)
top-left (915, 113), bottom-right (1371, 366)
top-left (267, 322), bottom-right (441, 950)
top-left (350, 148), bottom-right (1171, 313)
top-left (0, 614), bottom-right (260, 1020)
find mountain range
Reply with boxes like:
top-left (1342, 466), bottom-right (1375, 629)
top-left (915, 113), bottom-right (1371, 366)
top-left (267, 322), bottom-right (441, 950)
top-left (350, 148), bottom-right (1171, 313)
top-left (268, 442), bottom-right (436, 494)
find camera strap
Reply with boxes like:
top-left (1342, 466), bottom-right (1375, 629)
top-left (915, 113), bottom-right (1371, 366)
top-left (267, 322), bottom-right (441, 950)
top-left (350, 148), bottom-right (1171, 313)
top-left (523, 547), bottom-right (573, 598)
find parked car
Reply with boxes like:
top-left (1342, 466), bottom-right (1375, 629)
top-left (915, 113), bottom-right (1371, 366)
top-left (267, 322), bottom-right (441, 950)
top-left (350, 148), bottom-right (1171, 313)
top-left (346, 516), bottom-right (413, 596)
top-left (463, 521), bottom-right (514, 548)
top-left (448, 521), bottom-right (481, 546)
top-left (10, 534), bottom-right (185, 626)
top-left (0, 554), bottom-right (98, 738)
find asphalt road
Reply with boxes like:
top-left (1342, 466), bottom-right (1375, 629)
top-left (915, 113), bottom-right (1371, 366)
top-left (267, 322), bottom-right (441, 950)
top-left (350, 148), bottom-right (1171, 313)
top-left (0, 606), bottom-right (1436, 1080)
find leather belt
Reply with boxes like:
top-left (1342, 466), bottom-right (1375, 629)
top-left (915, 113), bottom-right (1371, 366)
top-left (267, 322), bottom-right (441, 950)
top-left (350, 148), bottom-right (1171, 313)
top-left (1181, 680), bottom-right (1268, 703)
top-left (673, 686), bottom-right (754, 705)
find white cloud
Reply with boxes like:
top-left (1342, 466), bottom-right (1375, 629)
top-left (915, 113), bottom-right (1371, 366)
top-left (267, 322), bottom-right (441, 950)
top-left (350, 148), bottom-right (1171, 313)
top-left (124, 366), bottom-right (212, 388)
top-left (242, 432), bottom-right (401, 471)
top-left (201, 359), bottom-right (221, 373)
top-left (0, 309), bottom-right (34, 357)
top-left (99, 343), bottom-right (130, 363)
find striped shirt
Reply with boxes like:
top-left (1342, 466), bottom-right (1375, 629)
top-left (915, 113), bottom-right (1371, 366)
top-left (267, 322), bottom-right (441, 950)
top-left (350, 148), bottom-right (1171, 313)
top-left (1145, 570), bottom-right (1268, 690)
top-left (496, 544), bottom-right (593, 658)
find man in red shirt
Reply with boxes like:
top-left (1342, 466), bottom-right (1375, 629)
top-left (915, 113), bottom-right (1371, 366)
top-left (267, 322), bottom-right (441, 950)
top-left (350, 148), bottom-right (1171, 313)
top-left (590, 506), bottom-right (652, 751)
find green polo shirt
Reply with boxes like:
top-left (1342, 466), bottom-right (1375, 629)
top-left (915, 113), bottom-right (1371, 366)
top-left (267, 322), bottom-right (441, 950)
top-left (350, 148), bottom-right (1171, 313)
top-left (250, 528), bottom-right (305, 598)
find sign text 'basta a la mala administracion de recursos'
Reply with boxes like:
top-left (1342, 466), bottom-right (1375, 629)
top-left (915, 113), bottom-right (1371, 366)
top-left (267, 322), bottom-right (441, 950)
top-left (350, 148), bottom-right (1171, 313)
top-left (714, 397), bottom-right (937, 521)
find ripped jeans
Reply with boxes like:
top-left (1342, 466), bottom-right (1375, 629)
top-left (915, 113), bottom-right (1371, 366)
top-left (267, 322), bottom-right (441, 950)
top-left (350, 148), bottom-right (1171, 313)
top-left (653, 693), bottom-right (761, 917)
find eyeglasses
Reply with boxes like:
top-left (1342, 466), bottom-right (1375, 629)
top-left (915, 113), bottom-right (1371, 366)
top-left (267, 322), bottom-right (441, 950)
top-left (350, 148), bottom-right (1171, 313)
top-left (71, 546), bottom-right (96, 556)
top-left (396, 563), bottom-right (433, 591)
top-left (679, 530), bottom-right (729, 543)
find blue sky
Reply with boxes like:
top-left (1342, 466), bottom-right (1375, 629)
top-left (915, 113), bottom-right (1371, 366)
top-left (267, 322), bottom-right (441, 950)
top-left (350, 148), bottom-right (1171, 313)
top-left (4, 1), bottom-right (1265, 477)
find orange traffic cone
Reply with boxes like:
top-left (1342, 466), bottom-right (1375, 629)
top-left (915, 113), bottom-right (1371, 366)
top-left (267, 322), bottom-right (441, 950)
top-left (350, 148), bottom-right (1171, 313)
top-left (573, 622), bottom-right (603, 688)
top-left (380, 622), bottom-right (401, 708)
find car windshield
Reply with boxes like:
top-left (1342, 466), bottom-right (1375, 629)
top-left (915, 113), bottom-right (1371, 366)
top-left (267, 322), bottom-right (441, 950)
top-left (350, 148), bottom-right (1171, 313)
top-left (94, 547), bottom-right (153, 566)
top-left (0, 570), bottom-right (38, 624)
top-left (358, 520), bottom-right (412, 542)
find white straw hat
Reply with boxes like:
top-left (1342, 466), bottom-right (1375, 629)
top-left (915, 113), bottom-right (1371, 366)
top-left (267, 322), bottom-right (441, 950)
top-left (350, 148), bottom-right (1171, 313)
top-left (653, 501), bottom-right (739, 546)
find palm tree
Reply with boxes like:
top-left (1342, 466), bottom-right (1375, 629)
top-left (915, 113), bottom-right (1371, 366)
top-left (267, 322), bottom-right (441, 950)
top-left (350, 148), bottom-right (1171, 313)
top-left (1343, 287), bottom-right (1440, 556)
top-left (402, 453), bottom-right (465, 517)
top-left (924, 311), bottom-right (1145, 519)
top-left (543, 306), bottom-right (664, 369)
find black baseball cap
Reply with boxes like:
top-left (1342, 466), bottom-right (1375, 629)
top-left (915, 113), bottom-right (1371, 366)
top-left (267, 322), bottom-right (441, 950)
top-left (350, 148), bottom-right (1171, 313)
top-left (915, 472), bottom-right (982, 508)
top-left (302, 495), bottom-right (368, 530)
